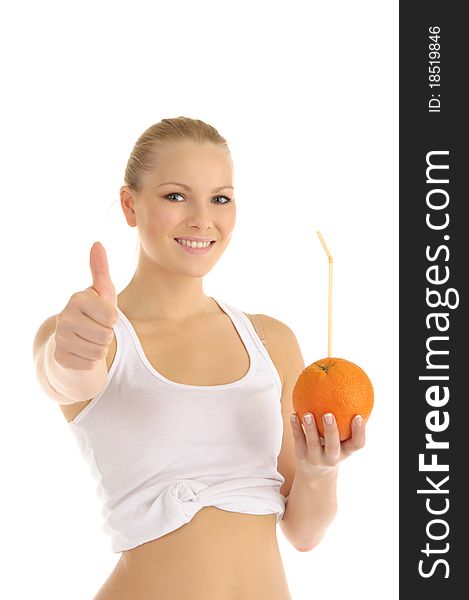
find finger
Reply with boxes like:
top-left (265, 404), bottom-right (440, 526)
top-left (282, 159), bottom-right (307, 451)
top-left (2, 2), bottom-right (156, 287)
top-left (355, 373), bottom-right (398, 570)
top-left (341, 415), bottom-right (366, 458)
top-left (301, 412), bottom-right (323, 462)
top-left (322, 413), bottom-right (341, 464)
top-left (290, 413), bottom-right (308, 463)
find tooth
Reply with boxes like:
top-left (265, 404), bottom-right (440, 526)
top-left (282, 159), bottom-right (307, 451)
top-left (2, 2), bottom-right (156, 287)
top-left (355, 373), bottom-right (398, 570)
top-left (177, 238), bottom-right (211, 248)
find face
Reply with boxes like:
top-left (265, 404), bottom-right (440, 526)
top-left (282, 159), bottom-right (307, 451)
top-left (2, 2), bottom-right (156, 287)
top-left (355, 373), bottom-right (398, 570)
top-left (120, 141), bottom-right (236, 278)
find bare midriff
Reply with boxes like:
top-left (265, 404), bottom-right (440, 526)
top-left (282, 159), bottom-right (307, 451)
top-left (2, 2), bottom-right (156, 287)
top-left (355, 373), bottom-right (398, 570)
top-left (93, 507), bottom-right (292, 600)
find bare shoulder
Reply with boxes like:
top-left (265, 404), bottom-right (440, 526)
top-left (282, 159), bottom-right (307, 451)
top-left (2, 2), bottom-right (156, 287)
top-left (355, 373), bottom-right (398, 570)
top-left (243, 313), bottom-right (306, 387)
top-left (252, 313), bottom-right (303, 351)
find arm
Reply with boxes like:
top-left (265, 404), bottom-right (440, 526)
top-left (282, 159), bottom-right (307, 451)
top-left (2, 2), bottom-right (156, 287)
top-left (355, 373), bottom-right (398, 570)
top-left (259, 315), bottom-right (366, 552)
top-left (284, 404), bottom-right (366, 552)
top-left (281, 463), bottom-right (339, 552)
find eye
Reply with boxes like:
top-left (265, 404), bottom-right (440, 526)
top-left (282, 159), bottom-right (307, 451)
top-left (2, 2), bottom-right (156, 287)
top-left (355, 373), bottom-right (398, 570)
top-left (212, 195), bottom-right (232, 204)
top-left (164, 193), bottom-right (232, 204)
top-left (165, 192), bottom-right (185, 202)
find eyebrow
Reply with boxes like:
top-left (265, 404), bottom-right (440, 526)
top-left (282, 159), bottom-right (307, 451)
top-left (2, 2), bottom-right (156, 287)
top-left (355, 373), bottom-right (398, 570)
top-left (157, 182), bottom-right (234, 192)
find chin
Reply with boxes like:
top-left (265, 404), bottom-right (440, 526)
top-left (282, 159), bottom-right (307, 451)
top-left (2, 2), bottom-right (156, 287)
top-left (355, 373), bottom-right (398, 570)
top-left (169, 256), bottom-right (218, 276)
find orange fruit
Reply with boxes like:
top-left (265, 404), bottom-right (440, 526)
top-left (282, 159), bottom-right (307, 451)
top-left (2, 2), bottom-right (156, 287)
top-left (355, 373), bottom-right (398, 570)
top-left (292, 357), bottom-right (374, 441)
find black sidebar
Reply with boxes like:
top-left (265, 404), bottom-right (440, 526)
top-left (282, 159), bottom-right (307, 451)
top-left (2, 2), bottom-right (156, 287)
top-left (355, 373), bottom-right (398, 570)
top-left (400, 3), bottom-right (467, 597)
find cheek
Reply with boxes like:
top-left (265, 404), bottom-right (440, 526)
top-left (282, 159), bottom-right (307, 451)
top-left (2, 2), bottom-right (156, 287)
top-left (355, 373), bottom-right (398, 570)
top-left (144, 206), bottom-right (177, 237)
top-left (221, 205), bottom-right (236, 233)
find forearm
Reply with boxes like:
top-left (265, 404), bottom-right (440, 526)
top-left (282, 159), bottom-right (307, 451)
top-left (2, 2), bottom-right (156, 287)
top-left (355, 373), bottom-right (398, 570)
top-left (280, 465), bottom-right (339, 552)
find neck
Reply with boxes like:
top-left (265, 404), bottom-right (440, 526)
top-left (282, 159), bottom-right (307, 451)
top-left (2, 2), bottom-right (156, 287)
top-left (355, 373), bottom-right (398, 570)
top-left (117, 264), bottom-right (215, 322)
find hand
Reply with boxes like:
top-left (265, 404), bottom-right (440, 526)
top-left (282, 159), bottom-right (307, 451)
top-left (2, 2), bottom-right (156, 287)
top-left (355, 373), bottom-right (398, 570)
top-left (54, 241), bottom-right (118, 371)
top-left (290, 411), bottom-right (366, 476)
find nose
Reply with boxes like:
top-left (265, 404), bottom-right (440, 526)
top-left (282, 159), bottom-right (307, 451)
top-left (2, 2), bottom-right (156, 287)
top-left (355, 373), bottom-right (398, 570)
top-left (184, 203), bottom-right (216, 231)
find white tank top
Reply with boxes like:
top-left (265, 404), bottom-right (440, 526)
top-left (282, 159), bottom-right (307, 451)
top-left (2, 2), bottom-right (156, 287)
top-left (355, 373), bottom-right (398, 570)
top-left (68, 297), bottom-right (286, 553)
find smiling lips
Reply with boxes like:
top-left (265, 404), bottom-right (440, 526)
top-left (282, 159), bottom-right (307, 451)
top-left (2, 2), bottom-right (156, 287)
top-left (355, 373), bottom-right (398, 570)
top-left (175, 236), bottom-right (216, 243)
top-left (174, 238), bottom-right (216, 254)
top-left (175, 238), bottom-right (213, 248)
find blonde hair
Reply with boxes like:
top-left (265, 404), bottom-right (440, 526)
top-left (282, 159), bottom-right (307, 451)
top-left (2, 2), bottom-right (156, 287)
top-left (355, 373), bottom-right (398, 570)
top-left (124, 116), bottom-right (231, 193)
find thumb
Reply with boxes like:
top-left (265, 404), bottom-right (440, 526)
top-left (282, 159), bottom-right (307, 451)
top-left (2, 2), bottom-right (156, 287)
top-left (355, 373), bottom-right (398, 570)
top-left (89, 241), bottom-right (117, 306)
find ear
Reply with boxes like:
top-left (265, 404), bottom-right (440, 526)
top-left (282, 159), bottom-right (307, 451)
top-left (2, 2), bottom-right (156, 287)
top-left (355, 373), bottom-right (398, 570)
top-left (120, 185), bottom-right (138, 227)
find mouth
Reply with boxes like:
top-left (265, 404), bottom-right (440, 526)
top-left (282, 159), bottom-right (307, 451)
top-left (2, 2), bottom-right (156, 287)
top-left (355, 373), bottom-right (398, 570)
top-left (173, 238), bottom-right (217, 253)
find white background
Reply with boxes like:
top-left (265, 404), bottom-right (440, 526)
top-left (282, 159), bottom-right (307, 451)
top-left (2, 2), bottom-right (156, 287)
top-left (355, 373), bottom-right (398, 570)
top-left (1, 1), bottom-right (398, 598)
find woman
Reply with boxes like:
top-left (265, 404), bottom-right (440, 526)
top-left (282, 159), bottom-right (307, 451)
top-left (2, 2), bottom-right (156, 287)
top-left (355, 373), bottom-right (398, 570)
top-left (33, 116), bottom-right (366, 600)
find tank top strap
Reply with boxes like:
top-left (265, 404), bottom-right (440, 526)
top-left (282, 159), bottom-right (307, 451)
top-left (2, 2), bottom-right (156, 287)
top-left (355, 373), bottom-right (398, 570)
top-left (213, 298), bottom-right (282, 396)
top-left (114, 309), bottom-right (132, 350)
top-left (245, 313), bottom-right (267, 349)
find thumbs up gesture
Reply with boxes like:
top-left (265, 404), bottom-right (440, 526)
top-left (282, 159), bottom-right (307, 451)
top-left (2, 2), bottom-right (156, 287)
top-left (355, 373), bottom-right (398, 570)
top-left (53, 242), bottom-right (118, 371)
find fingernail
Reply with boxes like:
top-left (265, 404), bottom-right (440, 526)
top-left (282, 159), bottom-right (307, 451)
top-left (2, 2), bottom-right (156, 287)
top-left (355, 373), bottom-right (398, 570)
top-left (304, 413), bottom-right (312, 424)
top-left (355, 415), bottom-right (363, 426)
top-left (324, 413), bottom-right (334, 424)
top-left (290, 413), bottom-right (297, 423)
